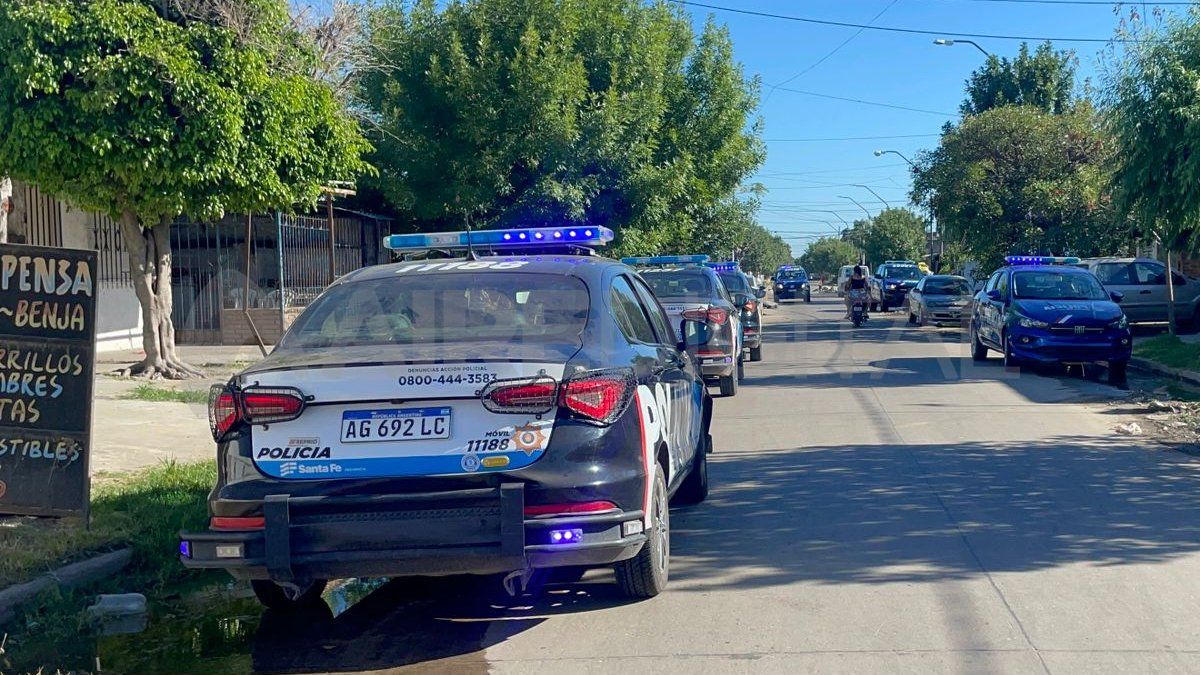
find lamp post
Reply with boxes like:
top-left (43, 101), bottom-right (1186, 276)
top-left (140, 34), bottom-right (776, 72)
top-left (851, 183), bottom-right (891, 210)
top-left (873, 149), bottom-right (914, 167)
top-left (838, 195), bottom-right (872, 221)
top-left (933, 38), bottom-right (992, 58)
top-left (873, 149), bottom-right (937, 268)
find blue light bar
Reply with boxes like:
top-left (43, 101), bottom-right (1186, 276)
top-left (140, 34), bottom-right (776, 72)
top-left (384, 226), bottom-right (614, 252)
top-left (1005, 256), bottom-right (1082, 266)
top-left (706, 262), bottom-right (741, 272)
top-left (621, 255), bottom-right (710, 266)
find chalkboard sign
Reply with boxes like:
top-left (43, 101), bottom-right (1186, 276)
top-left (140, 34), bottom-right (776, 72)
top-left (0, 244), bottom-right (96, 517)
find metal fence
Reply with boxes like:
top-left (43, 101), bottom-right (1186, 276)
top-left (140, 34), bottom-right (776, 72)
top-left (18, 183), bottom-right (63, 247)
top-left (91, 213), bottom-right (130, 287)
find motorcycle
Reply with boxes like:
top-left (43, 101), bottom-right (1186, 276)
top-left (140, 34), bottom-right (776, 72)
top-left (849, 288), bottom-right (869, 327)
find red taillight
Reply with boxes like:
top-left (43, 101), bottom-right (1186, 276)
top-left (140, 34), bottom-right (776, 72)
top-left (211, 516), bottom-right (265, 531)
top-left (681, 307), bottom-right (729, 325)
top-left (208, 385), bottom-right (239, 441)
top-left (482, 377), bottom-right (558, 413)
top-left (524, 501), bottom-right (617, 517)
top-left (560, 371), bottom-right (634, 424)
top-left (241, 388), bottom-right (306, 425)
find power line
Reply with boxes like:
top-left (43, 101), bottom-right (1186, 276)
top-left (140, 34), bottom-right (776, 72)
top-left (767, 0), bottom-right (902, 93)
top-left (764, 133), bottom-right (940, 142)
top-left (669, 0), bottom-right (1132, 43)
top-left (950, 0), bottom-right (1197, 5)
top-left (771, 86), bottom-right (957, 116)
top-left (759, 162), bottom-right (912, 176)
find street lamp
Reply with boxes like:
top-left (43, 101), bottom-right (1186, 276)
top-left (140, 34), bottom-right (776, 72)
top-left (851, 183), bottom-right (891, 210)
top-left (838, 195), bottom-right (872, 220)
top-left (873, 150), bottom-right (937, 266)
top-left (933, 38), bottom-right (992, 58)
top-left (874, 149), bottom-right (914, 167)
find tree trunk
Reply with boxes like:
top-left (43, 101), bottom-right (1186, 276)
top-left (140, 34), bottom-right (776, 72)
top-left (118, 212), bottom-right (202, 379)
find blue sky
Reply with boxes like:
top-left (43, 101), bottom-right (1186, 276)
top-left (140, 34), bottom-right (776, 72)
top-left (672, 1), bottom-right (1182, 257)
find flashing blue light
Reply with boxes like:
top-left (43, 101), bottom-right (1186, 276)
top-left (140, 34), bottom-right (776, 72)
top-left (549, 528), bottom-right (583, 544)
top-left (179, 540), bottom-right (191, 559)
top-left (621, 254), bottom-right (711, 266)
top-left (384, 226), bottom-right (614, 252)
top-left (1005, 256), bottom-right (1082, 266)
top-left (706, 262), bottom-right (741, 273)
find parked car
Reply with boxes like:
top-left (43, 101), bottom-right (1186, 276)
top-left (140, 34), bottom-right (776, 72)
top-left (970, 256), bottom-right (1131, 385)
top-left (631, 256), bottom-right (745, 397)
top-left (870, 261), bottom-right (924, 312)
top-left (772, 266), bottom-right (811, 302)
top-left (710, 263), bottom-right (765, 363)
top-left (1079, 257), bottom-right (1200, 327)
top-left (181, 227), bottom-right (713, 608)
top-left (907, 275), bottom-right (973, 327)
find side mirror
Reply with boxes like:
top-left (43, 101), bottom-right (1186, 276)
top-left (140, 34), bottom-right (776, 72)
top-left (986, 289), bottom-right (1002, 302)
top-left (1110, 291), bottom-right (1124, 303)
top-left (755, 288), bottom-right (766, 299)
top-left (678, 319), bottom-right (712, 352)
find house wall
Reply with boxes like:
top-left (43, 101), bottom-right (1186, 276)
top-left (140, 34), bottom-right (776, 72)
top-left (220, 309), bottom-right (282, 346)
top-left (59, 199), bottom-right (144, 352)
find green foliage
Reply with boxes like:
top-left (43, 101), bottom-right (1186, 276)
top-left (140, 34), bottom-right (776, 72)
top-left (962, 42), bottom-right (1078, 116)
top-left (1106, 10), bottom-right (1200, 253)
top-left (800, 237), bottom-right (859, 278)
top-left (360, 0), bottom-right (764, 254)
top-left (123, 383), bottom-right (210, 403)
top-left (0, 0), bottom-right (370, 223)
top-left (735, 223), bottom-right (792, 275)
top-left (912, 105), bottom-right (1126, 272)
top-left (1134, 334), bottom-right (1200, 373)
top-left (844, 207), bottom-right (927, 267)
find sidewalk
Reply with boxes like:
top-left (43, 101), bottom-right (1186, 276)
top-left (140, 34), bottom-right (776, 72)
top-left (91, 346), bottom-right (269, 477)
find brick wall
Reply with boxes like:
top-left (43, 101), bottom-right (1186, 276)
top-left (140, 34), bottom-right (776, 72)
top-left (220, 309), bottom-right (282, 346)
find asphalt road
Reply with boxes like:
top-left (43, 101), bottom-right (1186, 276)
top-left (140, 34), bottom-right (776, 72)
top-left (120, 296), bottom-right (1200, 674)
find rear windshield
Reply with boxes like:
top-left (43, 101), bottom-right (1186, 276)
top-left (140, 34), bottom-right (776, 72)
top-left (1013, 271), bottom-right (1108, 301)
top-left (719, 272), bottom-right (750, 292)
top-left (642, 269), bottom-right (715, 299)
top-left (882, 266), bottom-right (922, 280)
top-left (923, 278), bottom-right (972, 295)
top-left (281, 273), bottom-right (590, 348)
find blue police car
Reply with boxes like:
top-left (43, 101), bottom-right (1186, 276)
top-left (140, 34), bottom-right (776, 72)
top-left (969, 256), bottom-right (1132, 385)
top-left (180, 227), bottom-right (713, 607)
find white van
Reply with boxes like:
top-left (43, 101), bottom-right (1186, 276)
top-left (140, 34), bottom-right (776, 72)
top-left (836, 264), bottom-right (868, 297)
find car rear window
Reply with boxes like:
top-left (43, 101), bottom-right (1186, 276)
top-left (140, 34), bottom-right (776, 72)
top-left (1013, 271), bottom-right (1108, 300)
top-left (281, 273), bottom-right (590, 348)
top-left (718, 272), bottom-right (750, 292)
top-left (883, 266), bottom-right (922, 280)
top-left (924, 278), bottom-right (972, 295)
top-left (641, 269), bottom-right (714, 299)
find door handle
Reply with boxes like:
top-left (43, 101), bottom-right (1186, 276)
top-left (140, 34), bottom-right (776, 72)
top-left (1139, 290), bottom-right (1152, 295)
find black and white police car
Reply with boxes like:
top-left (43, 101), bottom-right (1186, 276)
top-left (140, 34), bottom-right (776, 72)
top-left (180, 227), bottom-right (714, 607)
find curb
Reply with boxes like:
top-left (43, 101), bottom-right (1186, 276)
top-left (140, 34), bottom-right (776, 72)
top-left (1129, 357), bottom-right (1200, 388)
top-left (0, 548), bottom-right (132, 625)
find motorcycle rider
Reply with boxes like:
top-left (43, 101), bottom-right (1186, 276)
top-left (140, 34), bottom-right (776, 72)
top-left (843, 265), bottom-right (868, 320)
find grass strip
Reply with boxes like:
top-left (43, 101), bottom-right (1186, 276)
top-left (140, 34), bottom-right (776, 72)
top-left (1134, 334), bottom-right (1200, 373)
top-left (122, 384), bottom-right (210, 404)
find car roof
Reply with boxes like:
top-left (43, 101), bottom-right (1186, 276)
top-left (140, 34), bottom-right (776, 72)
top-left (1080, 257), bottom-right (1157, 265)
top-left (923, 274), bottom-right (967, 280)
top-left (1004, 264), bottom-right (1093, 273)
top-left (338, 254), bottom-right (620, 286)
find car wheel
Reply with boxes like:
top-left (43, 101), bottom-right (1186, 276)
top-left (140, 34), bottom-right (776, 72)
top-left (880, 300), bottom-right (890, 313)
top-left (908, 310), bottom-right (918, 325)
top-left (736, 357), bottom-right (745, 382)
top-left (718, 371), bottom-right (738, 397)
top-left (870, 301), bottom-right (878, 312)
top-left (615, 470), bottom-right (669, 598)
top-left (749, 345), bottom-right (763, 362)
top-left (1109, 360), bottom-right (1128, 387)
top-left (804, 291), bottom-right (811, 303)
top-left (251, 579), bottom-right (327, 610)
top-left (674, 433), bottom-right (710, 505)
top-left (1003, 333), bottom-right (1021, 369)
top-left (971, 324), bottom-right (989, 361)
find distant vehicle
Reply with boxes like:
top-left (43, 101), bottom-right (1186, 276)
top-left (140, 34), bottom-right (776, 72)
top-left (710, 263), bottom-right (765, 363)
top-left (907, 275), bottom-right (973, 327)
top-left (970, 256), bottom-right (1132, 385)
top-left (773, 266), bottom-right (811, 302)
top-left (870, 262), bottom-right (924, 312)
top-left (836, 264), bottom-right (869, 298)
top-left (631, 256), bottom-right (745, 397)
top-left (1079, 257), bottom-right (1200, 327)
top-left (180, 227), bottom-right (712, 608)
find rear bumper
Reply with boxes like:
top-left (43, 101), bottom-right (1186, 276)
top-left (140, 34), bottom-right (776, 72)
top-left (924, 306), bottom-right (969, 322)
top-left (180, 484), bottom-right (645, 581)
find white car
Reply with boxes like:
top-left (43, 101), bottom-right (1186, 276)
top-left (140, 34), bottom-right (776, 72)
top-left (836, 264), bottom-right (870, 297)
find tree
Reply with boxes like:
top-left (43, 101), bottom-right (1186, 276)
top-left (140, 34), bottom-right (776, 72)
top-left (359, 0), bottom-right (764, 256)
top-left (0, 0), bottom-right (369, 378)
top-left (911, 105), bottom-right (1125, 273)
top-left (735, 223), bottom-right (792, 275)
top-left (844, 207), bottom-right (927, 267)
top-left (800, 237), bottom-right (858, 279)
top-left (961, 42), bottom-right (1078, 116)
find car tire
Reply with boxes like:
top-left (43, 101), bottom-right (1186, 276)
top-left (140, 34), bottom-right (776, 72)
top-left (1003, 333), bottom-right (1021, 369)
top-left (908, 310), bottom-right (918, 325)
top-left (736, 357), bottom-right (745, 382)
top-left (804, 291), bottom-right (811, 303)
top-left (749, 345), bottom-right (763, 362)
top-left (1109, 360), bottom-right (1128, 387)
top-left (880, 300), bottom-right (890, 313)
top-left (870, 301), bottom-right (878, 312)
top-left (251, 579), bottom-right (327, 610)
top-left (675, 433), bottom-right (711, 505)
top-left (718, 371), bottom-right (738, 397)
top-left (971, 325), bottom-right (989, 361)
top-left (615, 470), bottom-right (669, 598)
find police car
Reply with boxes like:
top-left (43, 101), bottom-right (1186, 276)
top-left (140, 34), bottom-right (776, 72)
top-left (708, 262), bottom-right (765, 363)
top-left (180, 227), bottom-right (714, 607)
top-left (624, 256), bottom-right (745, 396)
top-left (970, 256), bottom-right (1132, 385)
top-left (773, 266), bottom-right (811, 302)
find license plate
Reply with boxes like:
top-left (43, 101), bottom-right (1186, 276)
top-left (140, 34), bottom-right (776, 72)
top-left (340, 407), bottom-right (452, 443)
